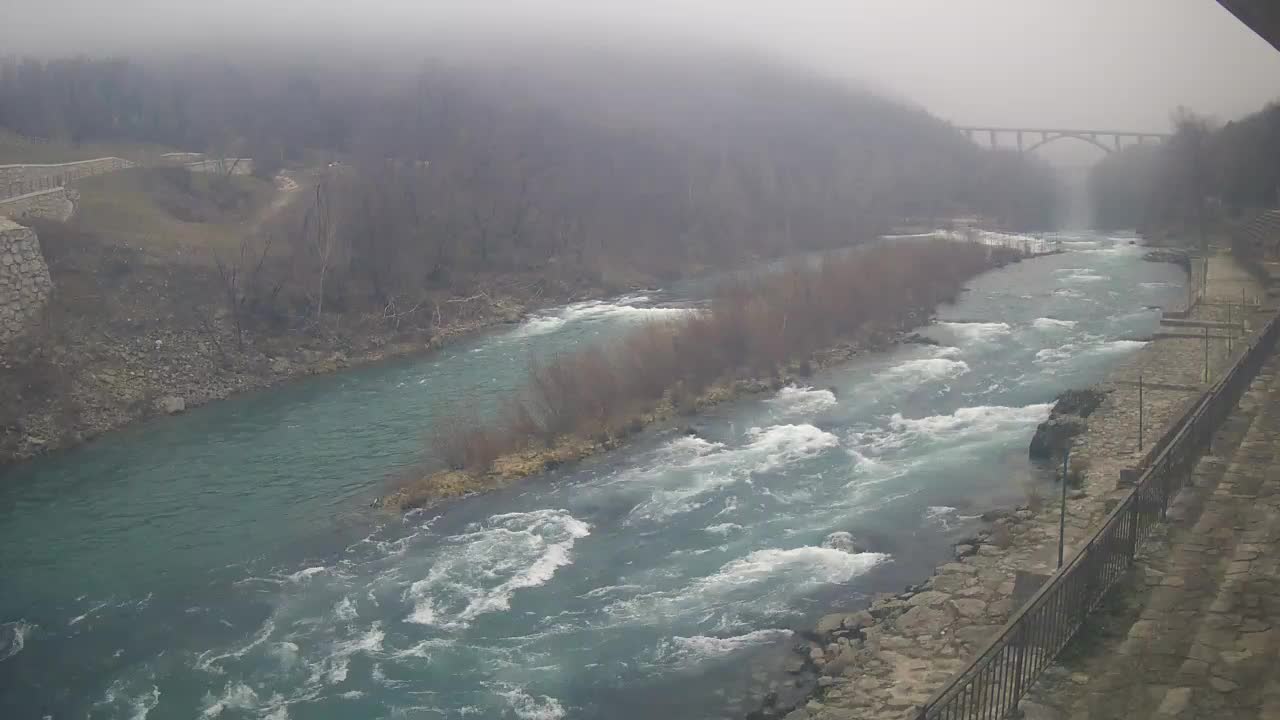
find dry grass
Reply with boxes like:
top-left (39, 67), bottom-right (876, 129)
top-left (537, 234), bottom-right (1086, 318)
top-left (416, 238), bottom-right (1023, 482)
top-left (71, 168), bottom-right (275, 261)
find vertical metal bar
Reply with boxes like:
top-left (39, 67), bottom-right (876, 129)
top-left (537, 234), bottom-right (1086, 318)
top-left (1204, 327), bottom-right (1210, 383)
top-left (1138, 374), bottom-right (1144, 453)
top-left (998, 640), bottom-right (1008, 707)
top-left (1059, 447), bottom-right (1069, 568)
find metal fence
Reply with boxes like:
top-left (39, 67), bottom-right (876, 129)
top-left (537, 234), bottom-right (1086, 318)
top-left (917, 308), bottom-right (1280, 720)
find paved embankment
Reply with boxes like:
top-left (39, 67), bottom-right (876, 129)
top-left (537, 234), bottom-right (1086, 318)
top-left (775, 253), bottom-right (1271, 720)
top-left (1020, 352), bottom-right (1280, 720)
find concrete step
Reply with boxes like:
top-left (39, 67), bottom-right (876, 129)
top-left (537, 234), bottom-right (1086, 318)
top-left (1160, 318), bottom-right (1238, 330)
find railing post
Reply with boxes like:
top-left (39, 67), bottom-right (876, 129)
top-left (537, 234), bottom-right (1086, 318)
top-left (1138, 373), bottom-right (1144, 453)
top-left (1058, 448), bottom-right (1070, 569)
top-left (1011, 623), bottom-right (1028, 709)
top-left (1127, 496), bottom-right (1140, 561)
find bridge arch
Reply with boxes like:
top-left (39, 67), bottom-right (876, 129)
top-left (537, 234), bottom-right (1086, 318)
top-left (1023, 132), bottom-right (1115, 155)
top-left (956, 127), bottom-right (1171, 155)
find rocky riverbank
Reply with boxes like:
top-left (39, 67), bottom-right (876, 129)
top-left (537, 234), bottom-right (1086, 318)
top-left (0, 289), bottom-right (562, 468)
top-left (753, 253), bottom-right (1266, 720)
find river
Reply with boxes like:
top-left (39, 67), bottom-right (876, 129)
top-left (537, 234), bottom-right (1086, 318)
top-left (0, 232), bottom-right (1184, 720)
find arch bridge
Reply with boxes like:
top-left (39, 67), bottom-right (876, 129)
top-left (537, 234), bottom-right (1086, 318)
top-left (956, 126), bottom-right (1172, 154)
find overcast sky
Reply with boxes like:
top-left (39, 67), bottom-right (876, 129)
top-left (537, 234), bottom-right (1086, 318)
top-left (6, 0), bottom-right (1279, 132)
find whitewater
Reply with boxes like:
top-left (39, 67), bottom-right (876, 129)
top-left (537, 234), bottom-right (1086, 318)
top-left (0, 233), bottom-right (1186, 719)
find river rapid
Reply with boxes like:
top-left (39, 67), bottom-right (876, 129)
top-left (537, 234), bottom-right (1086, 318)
top-left (0, 232), bottom-right (1185, 720)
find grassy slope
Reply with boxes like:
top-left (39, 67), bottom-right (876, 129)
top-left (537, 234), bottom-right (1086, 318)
top-left (72, 168), bottom-right (276, 261)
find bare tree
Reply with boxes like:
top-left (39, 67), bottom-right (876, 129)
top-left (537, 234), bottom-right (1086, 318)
top-left (211, 233), bottom-right (273, 351)
top-left (300, 180), bottom-right (337, 322)
top-left (1169, 107), bottom-right (1217, 253)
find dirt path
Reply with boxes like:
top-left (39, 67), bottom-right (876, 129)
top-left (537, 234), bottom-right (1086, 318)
top-left (247, 170), bottom-right (304, 237)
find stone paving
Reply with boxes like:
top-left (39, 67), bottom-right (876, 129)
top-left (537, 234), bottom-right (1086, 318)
top-left (770, 253), bottom-right (1276, 720)
top-left (1020, 354), bottom-right (1280, 720)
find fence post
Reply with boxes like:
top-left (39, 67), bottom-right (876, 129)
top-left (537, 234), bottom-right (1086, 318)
top-left (1128, 496), bottom-right (1140, 561)
top-left (1203, 327), bottom-right (1210, 383)
top-left (1059, 447), bottom-right (1070, 569)
top-left (1138, 373), bottom-right (1144, 453)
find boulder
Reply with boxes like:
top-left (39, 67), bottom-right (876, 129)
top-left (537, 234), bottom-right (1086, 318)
top-left (821, 531), bottom-right (869, 555)
top-left (1142, 248), bottom-right (1191, 271)
top-left (896, 603), bottom-right (956, 636)
top-left (1029, 388), bottom-right (1108, 459)
top-left (156, 396), bottom-right (186, 415)
top-left (1050, 388), bottom-right (1108, 418)
top-left (813, 611), bottom-right (873, 638)
top-left (1029, 416), bottom-right (1085, 460)
top-left (901, 332), bottom-right (941, 346)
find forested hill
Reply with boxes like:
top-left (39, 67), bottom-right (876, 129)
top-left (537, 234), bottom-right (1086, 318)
top-left (0, 47), bottom-right (1056, 274)
top-left (1090, 102), bottom-right (1280, 232)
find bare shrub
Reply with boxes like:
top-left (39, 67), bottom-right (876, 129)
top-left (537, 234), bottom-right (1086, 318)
top-left (422, 238), bottom-right (1019, 474)
top-left (1066, 457), bottom-right (1090, 488)
top-left (1025, 483), bottom-right (1046, 514)
top-left (989, 523), bottom-right (1013, 549)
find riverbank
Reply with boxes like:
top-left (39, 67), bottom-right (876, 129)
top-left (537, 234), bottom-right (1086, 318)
top-left (763, 250), bottom-right (1268, 720)
top-left (382, 240), bottom-right (1032, 512)
top-left (1, 231), bottom-right (1191, 720)
top-left (0, 281), bottom-right (574, 468)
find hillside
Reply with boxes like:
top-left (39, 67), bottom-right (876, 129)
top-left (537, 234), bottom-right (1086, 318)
top-left (0, 45), bottom-right (1061, 464)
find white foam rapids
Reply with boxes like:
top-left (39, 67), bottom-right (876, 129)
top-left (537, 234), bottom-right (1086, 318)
top-left (405, 509), bottom-right (590, 629)
top-left (624, 424), bottom-right (839, 523)
top-left (766, 386), bottom-right (837, 417)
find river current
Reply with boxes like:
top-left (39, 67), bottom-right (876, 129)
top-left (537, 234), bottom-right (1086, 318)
top-left (0, 232), bottom-right (1184, 719)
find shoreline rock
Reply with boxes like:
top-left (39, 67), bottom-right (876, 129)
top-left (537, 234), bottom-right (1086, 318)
top-left (1028, 387), bottom-right (1109, 460)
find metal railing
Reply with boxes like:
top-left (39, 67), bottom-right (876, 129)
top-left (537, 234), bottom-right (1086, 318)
top-left (917, 308), bottom-right (1280, 720)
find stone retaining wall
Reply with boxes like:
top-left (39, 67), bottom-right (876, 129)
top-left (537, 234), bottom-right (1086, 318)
top-left (0, 157), bottom-right (134, 201)
top-left (0, 186), bottom-right (77, 221)
top-left (0, 218), bottom-right (52, 345)
top-left (184, 158), bottom-right (254, 176)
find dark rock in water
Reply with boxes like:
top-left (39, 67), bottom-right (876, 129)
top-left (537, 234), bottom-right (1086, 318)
top-left (683, 426), bottom-right (700, 436)
top-left (821, 531), bottom-right (868, 555)
top-left (1142, 248), bottom-right (1191, 271)
top-left (901, 332), bottom-right (941, 346)
top-left (1029, 388), bottom-right (1108, 460)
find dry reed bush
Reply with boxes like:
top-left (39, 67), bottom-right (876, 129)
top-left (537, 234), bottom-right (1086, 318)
top-left (1024, 483), bottom-right (1047, 514)
top-left (425, 238), bottom-right (1021, 473)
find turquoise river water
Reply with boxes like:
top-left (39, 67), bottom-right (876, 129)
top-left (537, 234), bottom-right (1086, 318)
top-left (0, 232), bottom-right (1185, 719)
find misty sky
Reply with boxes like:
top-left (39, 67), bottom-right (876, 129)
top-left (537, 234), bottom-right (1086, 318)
top-left (6, 0), bottom-right (1279, 134)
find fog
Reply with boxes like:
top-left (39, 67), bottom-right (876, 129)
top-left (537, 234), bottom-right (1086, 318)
top-left (6, 0), bottom-right (1280, 135)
